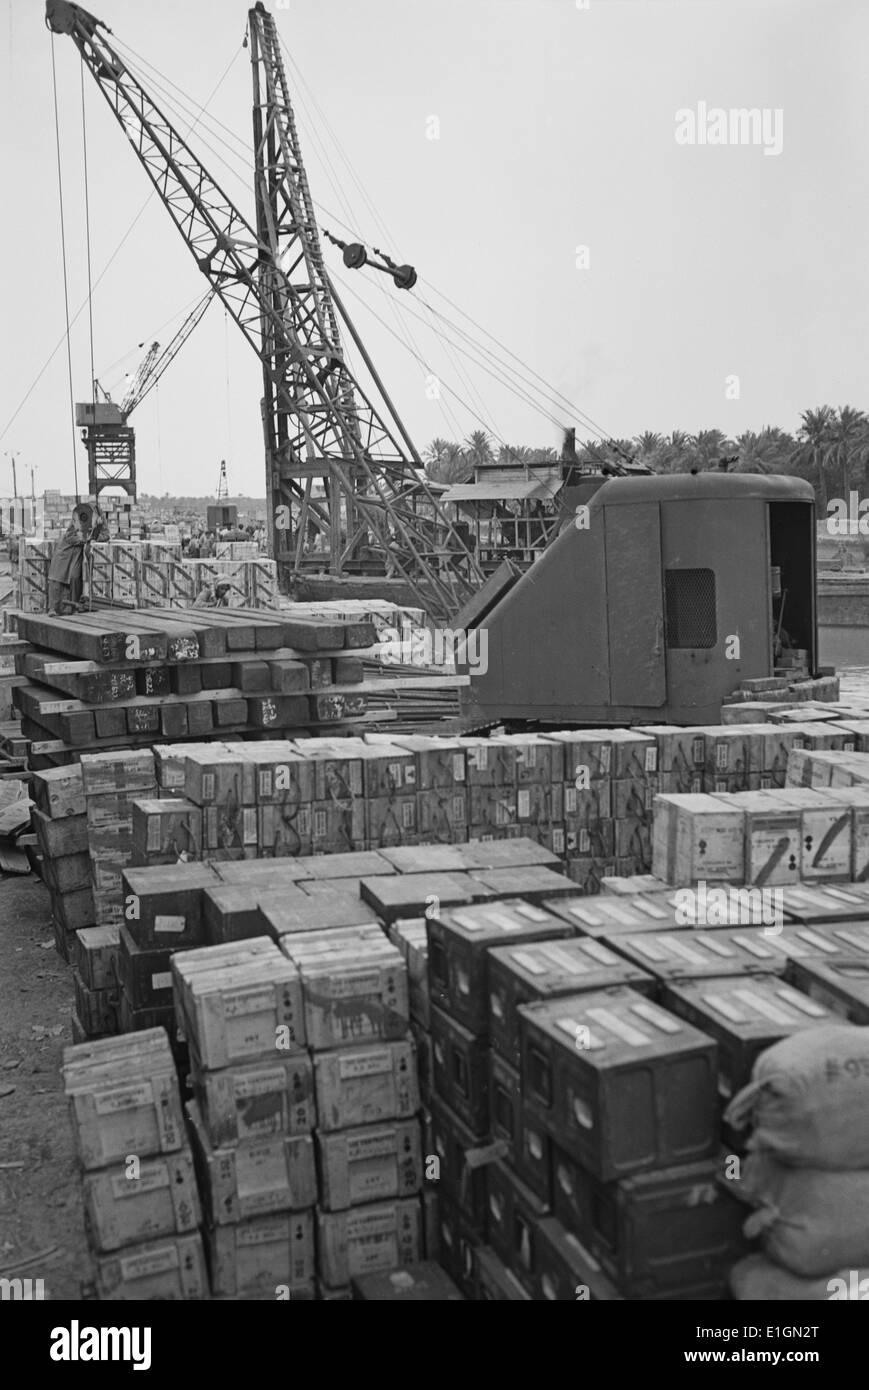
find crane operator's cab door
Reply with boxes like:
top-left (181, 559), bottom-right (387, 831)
top-left (604, 503), bottom-right (666, 707)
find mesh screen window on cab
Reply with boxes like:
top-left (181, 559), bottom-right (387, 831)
top-left (664, 568), bottom-right (717, 648)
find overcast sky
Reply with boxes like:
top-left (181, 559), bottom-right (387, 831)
top-left (1, 0), bottom-right (866, 499)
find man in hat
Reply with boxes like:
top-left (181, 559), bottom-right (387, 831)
top-left (47, 503), bottom-right (93, 614)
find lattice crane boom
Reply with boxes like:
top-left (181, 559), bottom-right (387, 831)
top-left (119, 341), bottom-right (159, 418)
top-left (120, 291), bottom-right (216, 420)
top-left (47, 0), bottom-right (484, 618)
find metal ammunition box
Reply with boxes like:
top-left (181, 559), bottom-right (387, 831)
top-left (489, 1051), bottom-right (520, 1167)
top-left (533, 1216), bottom-right (623, 1302)
top-left (426, 898), bottom-right (571, 1035)
top-left (552, 1148), bottom-right (748, 1298)
top-left (602, 926), bottom-right (793, 984)
top-left (661, 973), bottom-right (835, 1100)
top-left (485, 1159), bottom-right (549, 1295)
top-left (474, 1245), bottom-right (533, 1300)
top-left (785, 956), bottom-right (869, 1024)
top-left (430, 1004), bottom-right (489, 1137)
top-left (519, 986), bottom-right (718, 1181)
top-left (488, 935), bottom-right (655, 1065)
top-left (428, 1093), bottom-right (491, 1229)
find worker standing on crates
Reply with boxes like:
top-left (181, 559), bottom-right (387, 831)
top-left (46, 503), bottom-right (95, 614)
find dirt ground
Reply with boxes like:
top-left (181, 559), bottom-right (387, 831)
top-left (0, 874), bottom-right (92, 1300)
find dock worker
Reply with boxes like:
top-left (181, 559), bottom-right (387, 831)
top-left (193, 580), bottom-right (232, 608)
top-left (47, 503), bottom-right (94, 614)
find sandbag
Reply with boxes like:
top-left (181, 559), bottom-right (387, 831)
top-left (731, 1253), bottom-right (869, 1301)
top-left (738, 1152), bottom-right (869, 1277)
top-left (724, 1023), bottom-right (869, 1168)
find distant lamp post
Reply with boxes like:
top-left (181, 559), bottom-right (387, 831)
top-left (4, 451), bottom-right (19, 498)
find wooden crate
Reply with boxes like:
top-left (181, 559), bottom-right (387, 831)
top-left (95, 1232), bottom-right (208, 1300)
top-left (192, 1053), bottom-right (315, 1146)
top-left (313, 1038), bottom-right (418, 1133)
top-left (187, 1099), bottom-right (317, 1223)
top-left (295, 940), bottom-right (408, 1050)
top-left (317, 1118), bottom-right (422, 1212)
top-left (317, 1197), bottom-right (423, 1290)
top-left (208, 1210), bottom-right (315, 1298)
top-left (83, 1149), bottom-right (200, 1252)
top-left (175, 952), bottom-right (305, 1069)
top-left (62, 1028), bottom-right (185, 1170)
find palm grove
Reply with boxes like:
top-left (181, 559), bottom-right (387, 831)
top-left (424, 409), bottom-right (869, 517)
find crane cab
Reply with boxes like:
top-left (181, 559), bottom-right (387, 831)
top-left (459, 473), bottom-right (817, 727)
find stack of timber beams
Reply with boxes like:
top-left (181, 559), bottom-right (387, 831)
top-left (11, 609), bottom-right (379, 765)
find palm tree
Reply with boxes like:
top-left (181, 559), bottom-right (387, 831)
top-left (423, 438), bottom-right (471, 484)
top-left (634, 432), bottom-right (664, 469)
top-left (690, 428), bottom-right (735, 471)
top-left (658, 430), bottom-right (692, 474)
top-left (424, 437), bottom-right (453, 468)
top-left (499, 444), bottom-right (532, 467)
top-left (796, 407), bottom-right (836, 516)
top-left (831, 407), bottom-right (869, 498)
top-left (464, 430), bottom-right (494, 470)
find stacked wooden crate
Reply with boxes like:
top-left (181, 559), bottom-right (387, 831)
top-left (651, 782), bottom-right (869, 887)
top-left (174, 939), bottom-right (318, 1299)
top-left (70, 925), bottom-right (121, 1042)
top-left (279, 927), bottom-right (425, 1296)
top-left (62, 1029), bottom-right (208, 1299)
top-left (80, 750), bottom-right (157, 929)
top-left (14, 539), bottom-right (53, 612)
top-left (30, 763), bottom-right (95, 957)
top-left (14, 538), bottom-right (277, 612)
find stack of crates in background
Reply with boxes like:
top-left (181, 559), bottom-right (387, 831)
top-left (15, 538), bottom-right (53, 611)
top-left (174, 938), bottom-right (317, 1299)
top-left (279, 924), bottom-right (424, 1297)
top-left (215, 541), bottom-right (258, 560)
top-left (245, 558), bottom-right (278, 607)
top-left (107, 541), bottom-right (141, 604)
top-left (639, 723), bottom-right (857, 799)
top-left (62, 1029), bottom-right (207, 1300)
top-left (548, 729), bottom-right (658, 889)
top-left (81, 750), bottom-right (157, 929)
top-left (30, 764), bottom-right (95, 957)
top-left (87, 545), bottom-right (114, 602)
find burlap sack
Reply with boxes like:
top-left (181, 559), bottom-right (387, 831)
top-left (731, 1252), bottom-right (869, 1300)
top-left (738, 1152), bottom-right (869, 1277)
top-left (724, 1023), bottom-right (869, 1167)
